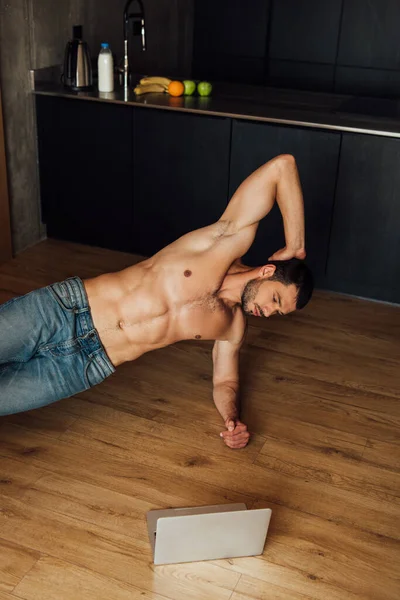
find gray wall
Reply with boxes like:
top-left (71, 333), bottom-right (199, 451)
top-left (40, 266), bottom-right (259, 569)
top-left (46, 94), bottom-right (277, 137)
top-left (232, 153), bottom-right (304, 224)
top-left (0, 0), bottom-right (87, 253)
top-left (0, 0), bottom-right (193, 254)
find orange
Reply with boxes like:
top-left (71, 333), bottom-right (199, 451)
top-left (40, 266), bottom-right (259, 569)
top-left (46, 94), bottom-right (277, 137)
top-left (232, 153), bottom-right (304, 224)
top-left (168, 80), bottom-right (185, 97)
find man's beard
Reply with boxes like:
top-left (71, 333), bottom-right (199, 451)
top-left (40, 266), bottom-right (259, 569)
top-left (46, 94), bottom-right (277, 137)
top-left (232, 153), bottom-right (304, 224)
top-left (241, 278), bottom-right (263, 316)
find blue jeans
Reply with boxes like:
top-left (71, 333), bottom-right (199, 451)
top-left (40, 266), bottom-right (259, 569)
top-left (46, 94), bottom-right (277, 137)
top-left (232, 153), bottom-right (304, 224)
top-left (0, 277), bottom-right (115, 416)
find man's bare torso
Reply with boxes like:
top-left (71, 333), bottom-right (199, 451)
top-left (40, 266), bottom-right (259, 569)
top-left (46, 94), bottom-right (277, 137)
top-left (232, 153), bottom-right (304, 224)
top-left (84, 221), bottom-right (248, 367)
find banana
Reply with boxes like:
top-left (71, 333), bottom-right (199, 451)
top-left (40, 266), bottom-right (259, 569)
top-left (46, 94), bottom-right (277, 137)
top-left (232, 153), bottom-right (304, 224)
top-left (134, 84), bottom-right (167, 95)
top-left (139, 76), bottom-right (171, 88)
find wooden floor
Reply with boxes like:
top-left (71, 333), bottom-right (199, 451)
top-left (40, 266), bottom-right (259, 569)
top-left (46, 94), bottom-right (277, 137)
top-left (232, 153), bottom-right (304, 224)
top-left (0, 239), bottom-right (399, 600)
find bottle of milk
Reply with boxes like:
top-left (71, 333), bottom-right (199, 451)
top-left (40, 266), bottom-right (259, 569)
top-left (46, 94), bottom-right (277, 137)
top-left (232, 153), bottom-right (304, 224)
top-left (98, 43), bottom-right (114, 92)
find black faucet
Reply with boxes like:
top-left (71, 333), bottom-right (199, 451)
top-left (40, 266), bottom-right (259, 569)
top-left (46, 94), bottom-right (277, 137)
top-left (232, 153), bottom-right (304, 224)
top-left (123, 0), bottom-right (146, 90)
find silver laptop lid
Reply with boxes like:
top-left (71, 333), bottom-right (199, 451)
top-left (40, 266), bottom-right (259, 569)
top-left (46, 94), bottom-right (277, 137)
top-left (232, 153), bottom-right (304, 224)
top-left (147, 503), bottom-right (247, 554)
top-left (152, 507), bottom-right (272, 565)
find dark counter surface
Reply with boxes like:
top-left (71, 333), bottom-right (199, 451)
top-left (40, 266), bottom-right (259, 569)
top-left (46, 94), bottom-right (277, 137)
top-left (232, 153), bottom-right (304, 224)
top-left (33, 75), bottom-right (400, 139)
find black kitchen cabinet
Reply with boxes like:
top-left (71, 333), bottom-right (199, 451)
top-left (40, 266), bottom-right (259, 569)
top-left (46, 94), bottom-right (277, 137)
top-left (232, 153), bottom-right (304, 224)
top-left (131, 108), bottom-right (231, 256)
top-left (338, 0), bottom-right (400, 71)
top-left (269, 0), bottom-right (342, 64)
top-left (229, 120), bottom-right (341, 284)
top-left (36, 96), bottom-right (133, 252)
top-left (267, 0), bottom-right (340, 91)
top-left (268, 60), bottom-right (335, 93)
top-left (193, 0), bottom-right (270, 84)
top-left (326, 134), bottom-right (400, 303)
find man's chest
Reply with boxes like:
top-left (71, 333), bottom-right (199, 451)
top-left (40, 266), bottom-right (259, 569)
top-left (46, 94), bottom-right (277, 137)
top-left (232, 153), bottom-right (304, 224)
top-left (172, 295), bottom-right (234, 342)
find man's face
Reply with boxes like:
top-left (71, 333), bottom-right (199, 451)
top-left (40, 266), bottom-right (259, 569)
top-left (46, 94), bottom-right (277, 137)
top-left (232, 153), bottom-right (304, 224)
top-left (241, 277), bottom-right (298, 318)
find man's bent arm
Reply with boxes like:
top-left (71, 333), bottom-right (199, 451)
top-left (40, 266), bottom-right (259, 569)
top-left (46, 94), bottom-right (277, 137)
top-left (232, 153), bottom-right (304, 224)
top-left (220, 154), bottom-right (305, 257)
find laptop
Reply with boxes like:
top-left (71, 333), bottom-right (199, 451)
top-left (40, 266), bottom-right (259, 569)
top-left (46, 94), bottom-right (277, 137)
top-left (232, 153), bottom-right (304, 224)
top-left (147, 503), bottom-right (272, 565)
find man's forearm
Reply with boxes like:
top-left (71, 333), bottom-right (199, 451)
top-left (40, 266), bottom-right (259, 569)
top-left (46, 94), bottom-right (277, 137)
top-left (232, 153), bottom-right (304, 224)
top-left (213, 382), bottom-right (239, 423)
top-left (221, 154), bottom-right (305, 254)
top-left (275, 155), bottom-right (305, 253)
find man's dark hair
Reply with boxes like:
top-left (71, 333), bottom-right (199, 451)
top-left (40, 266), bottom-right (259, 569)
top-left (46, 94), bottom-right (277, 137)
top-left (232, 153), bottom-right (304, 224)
top-left (267, 258), bottom-right (314, 310)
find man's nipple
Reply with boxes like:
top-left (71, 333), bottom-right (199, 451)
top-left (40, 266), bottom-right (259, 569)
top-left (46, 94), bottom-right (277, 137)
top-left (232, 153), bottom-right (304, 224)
top-left (184, 270), bottom-right (192, 277)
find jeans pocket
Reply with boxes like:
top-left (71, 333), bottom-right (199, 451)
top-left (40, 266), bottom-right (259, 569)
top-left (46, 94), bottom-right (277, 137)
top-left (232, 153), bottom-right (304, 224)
top-left (84, 358), bottom-right (103, 388)
top-left (48, 282), bottom-right (75, 312)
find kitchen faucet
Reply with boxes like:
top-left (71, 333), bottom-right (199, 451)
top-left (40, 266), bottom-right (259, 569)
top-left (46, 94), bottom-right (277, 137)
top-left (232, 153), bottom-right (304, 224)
top-left (123, 0), bottom-right (146, 91)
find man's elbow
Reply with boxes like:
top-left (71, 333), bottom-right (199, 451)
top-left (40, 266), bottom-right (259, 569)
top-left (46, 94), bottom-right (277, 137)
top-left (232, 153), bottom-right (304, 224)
top-left (275, 153), bottom-right (297, 171)
top-left (213, 380), bottom-right (239, 396)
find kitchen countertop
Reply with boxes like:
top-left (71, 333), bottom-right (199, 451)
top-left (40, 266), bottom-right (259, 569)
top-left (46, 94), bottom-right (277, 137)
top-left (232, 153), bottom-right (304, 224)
top-left (32, 74), bottom-right (400, 139)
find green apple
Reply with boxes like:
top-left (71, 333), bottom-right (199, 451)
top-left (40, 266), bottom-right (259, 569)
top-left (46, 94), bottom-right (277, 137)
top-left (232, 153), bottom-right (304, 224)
top-left (197, 81), bottom-right (212, 97)
top-left (183, 79), bottom-right (196, 96)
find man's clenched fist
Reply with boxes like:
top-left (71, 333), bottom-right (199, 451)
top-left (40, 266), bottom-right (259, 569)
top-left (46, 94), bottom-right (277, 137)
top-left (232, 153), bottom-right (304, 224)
top-left (220, 418), bottom-right (250, 449)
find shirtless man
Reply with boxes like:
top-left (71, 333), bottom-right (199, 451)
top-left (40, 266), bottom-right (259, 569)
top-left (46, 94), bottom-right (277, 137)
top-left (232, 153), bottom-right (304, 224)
top-left (0, 155), bottom-right (313, 448)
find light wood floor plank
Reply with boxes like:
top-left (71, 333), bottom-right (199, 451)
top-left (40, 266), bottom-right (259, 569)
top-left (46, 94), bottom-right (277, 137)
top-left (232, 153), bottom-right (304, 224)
top-left (0, 494), bottom-right (239, 600)
top-left (243, 385), bottom-right (400, 444)
top-left (231, 574), bottom-right (315, 600)
top-left (296, 291), bottom-right (400, 341)
top-left (51, 396), bottom-right (267, 464)
top-left (255, 437), bottom-right (400, 503)
top-left (13, 556), bottom-right (176, 600)
top-left (0, 539), bottom-right (40, 594)
top-left (14, 415), bottom-right (394, 540)
top-left (0, 592), bottom-right (25, 600)
top-left (19, 472), bottom-right (163, 542)
top-left (261, 537), bottom-right (398, 600)
top-left (1, 409), bottom-right (78, 441)
top-left (363, 438), bottom-right (400, 471)
top-left (253, 499), bottom-right (399, 583)
top-left (241, 347), bottom-right (400, 417)
top-left (70, 350), bottom-right (399, 448)
top-left (0, 456), bottom-right (46, 501)
top-left (251, 314), bottom-right (399, 364)
top-left (59, 420), bottom-right (399, 538)
top-left (213, 555), bottom-right (365, 600)
top-left (105, 344), bottom-right (400, 440)
top-left (247, 414), bottom-right (367, 460)
top-left (0, 423), bottom-right (255, 509)
top-left (244, 342), bottom-right (399, 401)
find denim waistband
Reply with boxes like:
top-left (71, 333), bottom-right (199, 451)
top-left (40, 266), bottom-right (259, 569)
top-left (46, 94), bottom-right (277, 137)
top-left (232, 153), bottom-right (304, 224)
top-left (50, 277), bottom-right (115, 378)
